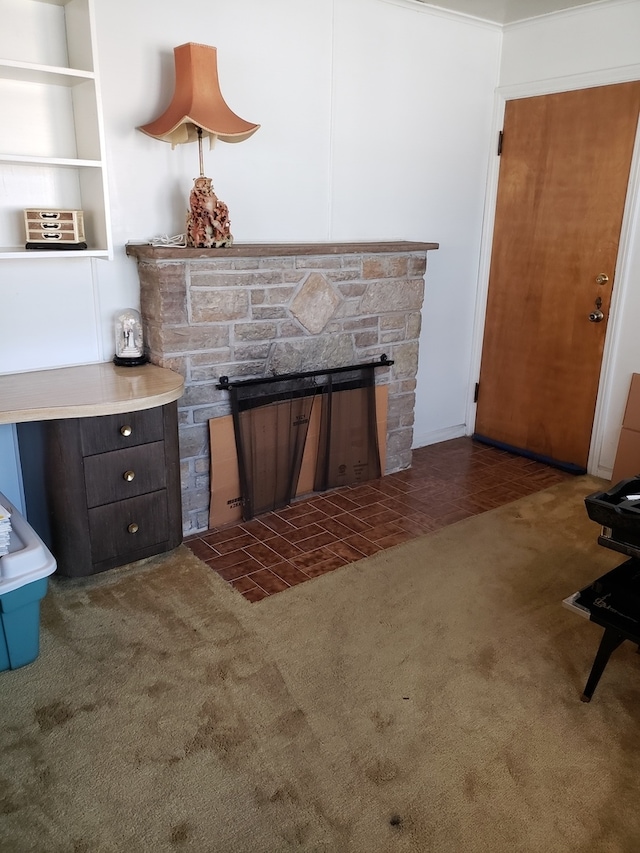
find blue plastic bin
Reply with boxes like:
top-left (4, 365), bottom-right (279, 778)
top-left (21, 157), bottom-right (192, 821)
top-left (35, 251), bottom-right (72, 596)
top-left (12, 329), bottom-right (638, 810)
top-left (0, 492), bottom-right (56, 671)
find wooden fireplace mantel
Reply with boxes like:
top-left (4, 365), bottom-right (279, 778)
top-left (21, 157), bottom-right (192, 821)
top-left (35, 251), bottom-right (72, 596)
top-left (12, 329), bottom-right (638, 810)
top-left (125, 240), bottom-right (439, 261)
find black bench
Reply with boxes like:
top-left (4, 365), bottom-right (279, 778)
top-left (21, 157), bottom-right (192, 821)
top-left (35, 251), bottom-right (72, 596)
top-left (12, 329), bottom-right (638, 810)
top-left (564, 559), bottom-right (640, 702)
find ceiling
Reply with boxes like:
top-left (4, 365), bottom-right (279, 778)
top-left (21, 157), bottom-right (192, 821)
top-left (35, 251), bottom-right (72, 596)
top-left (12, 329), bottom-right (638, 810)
top-left (414, 0), bottom-right (611, 25)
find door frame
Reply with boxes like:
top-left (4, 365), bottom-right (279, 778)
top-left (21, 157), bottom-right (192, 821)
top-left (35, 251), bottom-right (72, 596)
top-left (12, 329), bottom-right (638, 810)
top-left (467, 64), bottom-right (640, 478)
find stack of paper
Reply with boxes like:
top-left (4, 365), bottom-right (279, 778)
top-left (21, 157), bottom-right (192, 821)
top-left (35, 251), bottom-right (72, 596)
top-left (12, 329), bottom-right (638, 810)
top-left (0, 502), bottom-right (11, 556)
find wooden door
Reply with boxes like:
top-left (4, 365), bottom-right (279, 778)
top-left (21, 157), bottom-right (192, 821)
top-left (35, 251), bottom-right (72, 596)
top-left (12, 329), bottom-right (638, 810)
top-left (475, 82), bottom-right (640, 471)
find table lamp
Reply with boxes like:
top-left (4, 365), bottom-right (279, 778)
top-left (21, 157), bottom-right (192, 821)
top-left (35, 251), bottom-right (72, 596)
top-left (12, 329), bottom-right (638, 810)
top-left (139, 42), bottom-right (259, 248)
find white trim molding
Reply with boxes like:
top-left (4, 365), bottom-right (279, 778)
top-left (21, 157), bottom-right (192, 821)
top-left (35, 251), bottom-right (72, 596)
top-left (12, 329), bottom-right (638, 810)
top-left (588, 111), bottom-right (640, 478)
top-left (498, 63), bottom-right (640, 101)
top-left (504, 0), bottom-right (640, 31)
top-left (378, 0), bottom-right (502, 30)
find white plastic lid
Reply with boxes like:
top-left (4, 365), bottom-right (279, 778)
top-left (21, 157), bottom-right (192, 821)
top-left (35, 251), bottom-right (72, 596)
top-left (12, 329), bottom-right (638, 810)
top-left (0, 492), bottom-right (57, 595)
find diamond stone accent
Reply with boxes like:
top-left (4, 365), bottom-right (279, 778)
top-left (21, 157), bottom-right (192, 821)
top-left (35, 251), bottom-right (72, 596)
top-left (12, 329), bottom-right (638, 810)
top-left (290, 273), bottom-right (341, 335)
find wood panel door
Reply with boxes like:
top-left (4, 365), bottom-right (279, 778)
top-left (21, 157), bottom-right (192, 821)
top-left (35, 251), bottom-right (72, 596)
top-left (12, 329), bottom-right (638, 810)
top-left (475, 82), bottom-right (640, 471)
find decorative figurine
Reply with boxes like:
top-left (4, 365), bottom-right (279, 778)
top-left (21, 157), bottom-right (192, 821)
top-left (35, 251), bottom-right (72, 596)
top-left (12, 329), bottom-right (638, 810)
top-left (113, 309), bottom-right (147, 367)
top-left (186, 176), bottom-right (233, 248)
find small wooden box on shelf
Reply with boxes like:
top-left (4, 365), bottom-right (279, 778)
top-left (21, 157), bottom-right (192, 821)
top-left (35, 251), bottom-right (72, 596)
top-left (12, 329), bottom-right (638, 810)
top-left (24, 208), bottom-right (86, 250)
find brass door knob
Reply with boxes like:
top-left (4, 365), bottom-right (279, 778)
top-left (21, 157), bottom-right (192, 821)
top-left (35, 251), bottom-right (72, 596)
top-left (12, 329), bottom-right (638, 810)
top-left (128, 522), bottom-right (139, 534)
top-left (595, 273), bottom-right (609, 285)
top-left (123, 470), bottom-right (135, 481)
top-left (120, 425), bottom-right (132, 437)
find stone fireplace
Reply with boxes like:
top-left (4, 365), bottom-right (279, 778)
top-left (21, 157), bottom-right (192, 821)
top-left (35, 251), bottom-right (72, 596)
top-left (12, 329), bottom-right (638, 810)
top-left (126, 241), bottom-right (438, 534)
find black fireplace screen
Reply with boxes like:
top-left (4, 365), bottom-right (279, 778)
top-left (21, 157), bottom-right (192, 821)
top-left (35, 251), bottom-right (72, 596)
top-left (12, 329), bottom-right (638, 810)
top-left (220, 359), bottom-right (390, 521)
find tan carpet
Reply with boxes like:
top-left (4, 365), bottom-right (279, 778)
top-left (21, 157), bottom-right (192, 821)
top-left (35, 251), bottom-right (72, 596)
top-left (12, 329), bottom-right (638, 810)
top-left (2, 475), bottom-right (640, 852)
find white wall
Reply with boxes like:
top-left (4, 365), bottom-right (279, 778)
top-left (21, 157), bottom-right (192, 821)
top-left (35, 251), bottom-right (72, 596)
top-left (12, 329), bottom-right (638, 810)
top-left (91, 0), bottom-right (336, 362)
top-left (500, 0), bottom-right (640, 87)
top-left (94, 0), bottom-right (501, 449)
top-left (492, 0), bottom-right (640, 475)
top-left (0, 0), bottom-right (503, 496)
top-left (6, 0), bottom-right (637, 496)
top-left (331, 0), bottom-right (501, 446)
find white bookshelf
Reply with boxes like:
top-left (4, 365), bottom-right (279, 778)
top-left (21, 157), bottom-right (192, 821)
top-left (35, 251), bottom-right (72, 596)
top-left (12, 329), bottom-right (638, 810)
top-left (0, 0), bottom-right (112, 259)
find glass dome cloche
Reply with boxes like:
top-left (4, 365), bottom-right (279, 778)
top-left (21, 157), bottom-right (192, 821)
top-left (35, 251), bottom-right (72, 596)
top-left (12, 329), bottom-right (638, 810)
top-left (113, 308), bottom-right (148, 367)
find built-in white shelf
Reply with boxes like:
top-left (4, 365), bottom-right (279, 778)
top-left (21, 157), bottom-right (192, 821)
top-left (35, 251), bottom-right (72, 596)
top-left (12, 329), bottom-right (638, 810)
top-left (0, 154), bottom-right (102, 168)
top-left (0, 247), bottom-right (109, 260)
top-left (0, 59), bottom-right (94, 86)
top-left (0, 0), bottom-right (111, 259)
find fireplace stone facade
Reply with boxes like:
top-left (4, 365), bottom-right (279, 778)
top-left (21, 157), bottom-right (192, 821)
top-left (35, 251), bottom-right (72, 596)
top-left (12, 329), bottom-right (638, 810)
top-left (126, 241), bottom-right (438, 534)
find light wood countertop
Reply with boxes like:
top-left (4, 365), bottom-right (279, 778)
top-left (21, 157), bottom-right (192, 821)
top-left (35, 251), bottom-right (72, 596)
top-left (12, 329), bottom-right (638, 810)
top-left (0, 362), bottom-right (184, 425)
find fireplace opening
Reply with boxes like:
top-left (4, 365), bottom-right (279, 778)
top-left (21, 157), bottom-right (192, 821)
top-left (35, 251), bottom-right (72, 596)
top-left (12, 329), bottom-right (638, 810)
top-left (218, 358), bottom-right (391, 521)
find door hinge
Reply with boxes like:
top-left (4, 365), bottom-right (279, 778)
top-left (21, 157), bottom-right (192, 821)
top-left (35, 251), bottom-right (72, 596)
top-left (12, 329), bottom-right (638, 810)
top-left (497, 131), bottom-right (503, 156)
top-left (474, 382), bottom-right (480, 403)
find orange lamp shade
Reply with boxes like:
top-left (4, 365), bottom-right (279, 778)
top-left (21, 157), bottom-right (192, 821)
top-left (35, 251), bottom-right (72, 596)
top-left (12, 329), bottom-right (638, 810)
top-left (139, 42), bottom-right (259, 147)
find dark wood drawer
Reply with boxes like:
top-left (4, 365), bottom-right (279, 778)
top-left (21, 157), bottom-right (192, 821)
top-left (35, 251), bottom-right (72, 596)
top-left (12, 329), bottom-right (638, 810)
top-left (80, 407), bottom-right (164, 455)
top-left (18, 400), bottom-right (182, 577)
top-left (83, 441), bottom-right (167, 507)
top-left (88, 491), bottom-right (170, 563)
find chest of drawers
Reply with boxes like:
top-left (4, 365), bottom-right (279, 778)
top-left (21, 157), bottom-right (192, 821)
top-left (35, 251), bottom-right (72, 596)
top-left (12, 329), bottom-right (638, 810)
top-left (17, 402), bottom-right (182, 578)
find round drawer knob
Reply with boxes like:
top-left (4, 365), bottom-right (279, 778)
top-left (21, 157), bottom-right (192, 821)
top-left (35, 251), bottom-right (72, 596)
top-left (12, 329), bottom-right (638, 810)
top-left (123, 470), bottom-right (135, 482)
top-left (120, 425), bottom-right (132, 437)
top-left (128, 522), bottom-right (139, 534)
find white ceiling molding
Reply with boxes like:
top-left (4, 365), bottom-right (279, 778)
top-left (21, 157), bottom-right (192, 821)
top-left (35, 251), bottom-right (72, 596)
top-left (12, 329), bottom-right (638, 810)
top-left (377, 0), bottom-right (502, 29)
top-left (413, 0), bottom-right (625, 26)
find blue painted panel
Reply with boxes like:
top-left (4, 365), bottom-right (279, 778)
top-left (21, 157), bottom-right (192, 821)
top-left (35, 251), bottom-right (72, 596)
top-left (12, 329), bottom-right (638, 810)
top-left (0, 424), bottom-right (24, 512)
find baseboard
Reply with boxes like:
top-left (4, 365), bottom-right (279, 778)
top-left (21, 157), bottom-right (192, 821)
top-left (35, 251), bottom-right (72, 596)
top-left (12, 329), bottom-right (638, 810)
top-left (592, 464), bottom-right (613, 481)
top-left (412, 424), bottom-right (467, 449)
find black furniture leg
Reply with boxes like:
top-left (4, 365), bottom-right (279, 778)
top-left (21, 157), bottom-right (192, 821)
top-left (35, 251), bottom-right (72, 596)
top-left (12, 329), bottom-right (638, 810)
top-left (581, 627), bottom-right (626, 702)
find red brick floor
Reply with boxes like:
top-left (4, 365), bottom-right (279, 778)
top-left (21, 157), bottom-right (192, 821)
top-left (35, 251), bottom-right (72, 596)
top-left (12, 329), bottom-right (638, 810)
top-left (184, 437), bottom-right (572, 602)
